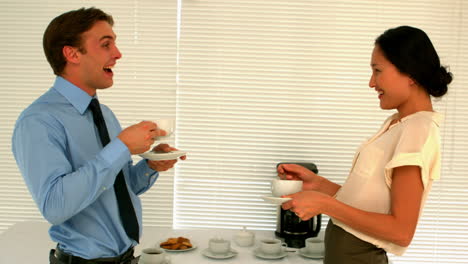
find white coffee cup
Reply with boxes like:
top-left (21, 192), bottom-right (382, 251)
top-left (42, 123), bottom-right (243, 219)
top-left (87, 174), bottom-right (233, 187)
top-left (271, 179), bottom-right (303, 197)
top-left (304, 237), bottom-right (324, 255)
top-left (208, 238), bottom-right (231, 255)
top-left (154, 118), bottom-right (175, 140)
top-left (259, 238), bottom-right (287, 255)
top-left (139, 247), bottom-right (169, 264)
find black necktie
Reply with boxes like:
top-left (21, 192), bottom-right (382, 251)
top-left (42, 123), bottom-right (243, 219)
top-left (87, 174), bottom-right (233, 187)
top-left (89, 98), bottom-right (139, 243)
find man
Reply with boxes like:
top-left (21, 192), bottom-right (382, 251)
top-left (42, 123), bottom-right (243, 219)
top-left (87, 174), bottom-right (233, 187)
top-left (12, 7), bottom-right (184, 264)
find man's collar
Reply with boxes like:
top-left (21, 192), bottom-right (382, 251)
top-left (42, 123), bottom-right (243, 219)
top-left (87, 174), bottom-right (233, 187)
top-left (53, 76), bottom-right (95, 115)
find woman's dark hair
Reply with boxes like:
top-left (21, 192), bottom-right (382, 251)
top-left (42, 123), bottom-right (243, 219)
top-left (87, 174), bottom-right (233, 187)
top-left (375, 26), bottom-right (452, 97)
top-left (43, 7), bottom-right (114, 76)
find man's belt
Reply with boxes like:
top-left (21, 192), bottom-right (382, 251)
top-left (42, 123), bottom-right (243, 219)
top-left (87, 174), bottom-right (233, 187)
top-left (54, 246), bottom-right (135, 264)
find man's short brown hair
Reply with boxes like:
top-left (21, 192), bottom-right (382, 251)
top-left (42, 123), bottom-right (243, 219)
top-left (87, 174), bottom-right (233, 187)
top-left (43, 7), bottom-right (114, 76)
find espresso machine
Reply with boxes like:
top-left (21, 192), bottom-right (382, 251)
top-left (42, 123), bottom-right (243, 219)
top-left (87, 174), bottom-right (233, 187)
top-left (275, 162), bottom-right (322, 248)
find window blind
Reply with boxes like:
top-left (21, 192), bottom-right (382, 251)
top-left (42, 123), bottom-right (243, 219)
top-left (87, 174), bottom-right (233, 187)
top-left (175, 0), bottom-right (468, 263)
top-left (0, 0), bottom-right (177, 229)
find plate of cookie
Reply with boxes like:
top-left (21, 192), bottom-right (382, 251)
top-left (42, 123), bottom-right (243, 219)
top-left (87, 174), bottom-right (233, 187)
top-left (159, 236), bottom-right (197, 252)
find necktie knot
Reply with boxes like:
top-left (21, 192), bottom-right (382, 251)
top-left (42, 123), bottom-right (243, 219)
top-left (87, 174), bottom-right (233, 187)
top-left (89, 98), bottom-right (100, 108)
top-left (88, 98), bottom-right (102, 117)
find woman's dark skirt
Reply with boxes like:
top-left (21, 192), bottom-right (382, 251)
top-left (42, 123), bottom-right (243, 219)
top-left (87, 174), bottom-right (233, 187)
top-left (324, 219), bottom-right (388, 264)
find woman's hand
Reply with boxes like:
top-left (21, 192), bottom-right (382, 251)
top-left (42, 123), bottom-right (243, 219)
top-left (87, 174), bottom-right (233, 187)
top-left (278, 164), bottom-right (341, 196)
top-left (277, 164), bottom-right (322, 191)
top-left (281, 190), bottom-right (330, 221)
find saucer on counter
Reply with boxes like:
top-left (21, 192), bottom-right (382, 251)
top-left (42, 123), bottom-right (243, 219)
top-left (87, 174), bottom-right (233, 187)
top-left (137, 255), bottom-right (171, 264)
top-left (298, 248), bottom-right (324, 259)
top-left (163, 244), bottom-right (197, 253)
top-left (253, 248), bottom-right (287, 260)
top-left (202, 248), bottom-right (238, 259)
top-left (138, 259), bottom-right (171, 264)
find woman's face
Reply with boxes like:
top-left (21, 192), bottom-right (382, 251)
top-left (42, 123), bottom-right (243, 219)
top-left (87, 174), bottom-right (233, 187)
top-left (369, 45), bottom-right (413, 111)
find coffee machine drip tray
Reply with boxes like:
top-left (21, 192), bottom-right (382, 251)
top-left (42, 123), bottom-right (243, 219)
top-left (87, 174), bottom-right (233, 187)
top-left (284, 234), bottom-right (310, 249)
top-left (284, 230), bottom-right (308, 236)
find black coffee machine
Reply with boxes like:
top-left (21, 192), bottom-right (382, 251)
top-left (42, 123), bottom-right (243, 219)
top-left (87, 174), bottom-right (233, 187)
top-left (275, 162), bottom-right (322, 248)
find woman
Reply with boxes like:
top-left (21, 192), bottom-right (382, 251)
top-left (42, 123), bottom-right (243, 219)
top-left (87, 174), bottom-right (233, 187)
top-left (278, 26), bottom-right (453, 264)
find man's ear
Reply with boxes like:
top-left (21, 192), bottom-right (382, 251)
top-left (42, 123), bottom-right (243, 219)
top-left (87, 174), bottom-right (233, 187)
top-left (62, 46), bottom-right (80, 64)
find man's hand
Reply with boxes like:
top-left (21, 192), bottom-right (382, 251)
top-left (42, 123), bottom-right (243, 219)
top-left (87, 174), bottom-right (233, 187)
top-left (118, 121), bottom-right (166, 154)
top-left (147, 144), bottom-right (187, 171)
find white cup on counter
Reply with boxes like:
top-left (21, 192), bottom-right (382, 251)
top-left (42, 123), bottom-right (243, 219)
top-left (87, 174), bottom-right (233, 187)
top-left (138, 247), bottom-right (170, 264)
top-left (208, 237), bottom-right (231, 255)
top-left (303, 237), bottom-right (325, 255)
top-left (258, 238), bottom-right (287, 255)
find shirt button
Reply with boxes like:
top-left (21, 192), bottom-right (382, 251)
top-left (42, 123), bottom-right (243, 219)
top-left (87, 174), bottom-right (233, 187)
top-left (145, 173), bottom-right (150, 177)
top-left (102, 187), bottom-right (106, 191)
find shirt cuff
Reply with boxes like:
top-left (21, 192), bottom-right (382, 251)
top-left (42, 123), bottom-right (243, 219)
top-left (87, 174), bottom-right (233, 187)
top-left (142, 160), bottom-right (158, 175)
top-left (135, 159), bottom-right (160, 193)
top-left (99, 138), bottom-right (131, 167)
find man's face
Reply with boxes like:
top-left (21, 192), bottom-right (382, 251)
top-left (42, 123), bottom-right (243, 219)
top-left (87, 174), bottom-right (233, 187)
top-left (78, 20), bottom-right (122, 93)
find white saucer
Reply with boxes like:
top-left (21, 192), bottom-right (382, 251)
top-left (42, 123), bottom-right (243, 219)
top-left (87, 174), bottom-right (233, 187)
top-left (262, 196), bottom-right (292, 205)
top-left (138, 258), bottom-right (171, 264)
top-left (158, 240), bottom-right (197, 252)
top-left (202, 248), bottom-right (238, 259)
top-left (253, 248), bottom-right (287, 259)
top-left (298, 248), bottom-right (324, 259)
top-left (139, 150), bottom-right (186, 161)
top-left (163, 244), bottom-right (197, 252)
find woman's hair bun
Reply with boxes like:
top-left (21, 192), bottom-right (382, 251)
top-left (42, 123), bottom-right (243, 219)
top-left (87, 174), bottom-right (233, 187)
top-left (427, 66), bottom-right (452, 97)
top-left (440, 66), bottom-right (453, 86)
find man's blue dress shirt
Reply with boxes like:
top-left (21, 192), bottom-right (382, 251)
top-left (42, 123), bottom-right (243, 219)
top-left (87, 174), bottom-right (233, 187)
top-left (12, 77), bottom-right (159, 259)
